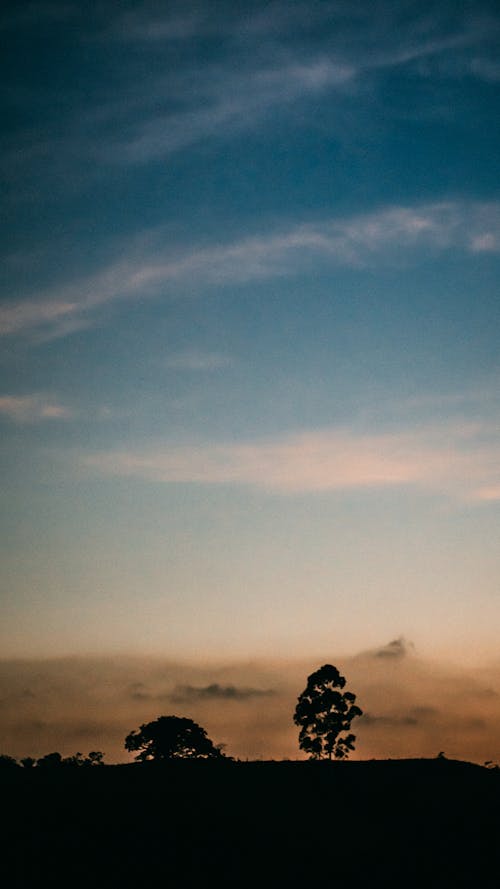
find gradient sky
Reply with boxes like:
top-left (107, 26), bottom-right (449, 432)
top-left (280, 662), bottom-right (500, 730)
top-left (1, 0), bottom-right (500, 703)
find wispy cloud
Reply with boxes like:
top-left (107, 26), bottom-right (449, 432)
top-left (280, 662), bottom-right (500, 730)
top-left (105, 58), bottom-right (354, 165)
top-left (3, 200), bottom-right (500, 339)
top-left (98, 2), bottom-right (499, 164)
top-left (84, 420), bottom-right (500, 501)
top-left (110, 8), bottom-right (203, 43)
top-left (0, 394), bottom-right (71, 422)
top-left (5, 1), bottom-right (494, 197)
top-left (164, 349), bottom-right (232, 371)
top-left (1, 52), bottom-right (354, 189)
top-left (470, 56), bottom-right (500, 82)
top-left (2, 0), bottom-right (497, 234)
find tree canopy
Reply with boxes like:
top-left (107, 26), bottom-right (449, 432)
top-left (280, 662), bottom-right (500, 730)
top-left (124, 715), bottom-right (224, 761)
top-left (294, 664), bottom-right (362, 760)
top-left (35, 751), bottom-right (105, 768)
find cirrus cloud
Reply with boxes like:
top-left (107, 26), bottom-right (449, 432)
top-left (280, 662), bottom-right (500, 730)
top-left (2, 200), bottom-right (500, 340)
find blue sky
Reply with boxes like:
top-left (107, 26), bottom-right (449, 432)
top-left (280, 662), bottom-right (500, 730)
top-left (1, 0), bottom-right (499, 667)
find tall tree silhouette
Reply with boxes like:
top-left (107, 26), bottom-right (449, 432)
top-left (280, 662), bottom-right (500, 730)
top-left (294, 664), bottom-right (362, 759)
top-left (125, 715), bottom-right (224, 761)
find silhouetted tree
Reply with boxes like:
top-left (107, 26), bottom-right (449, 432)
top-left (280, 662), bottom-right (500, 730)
top-left (0, 754), bottom-right (19, 770)
top-left (62, 752), bottom-right (85, 767)
top-left (125, 715), bottom-right (224, 761)
top-left (20, 757), bottom-right (35, 769)
top-left (294, 664), bottom-right (362, 760)
top-left (61, 750), bottom-right (105, 767)
top-left (36, 752), bottom-right (63, 769)
top-left (22, 750), bottom-right (105, 769)
top-left (85, 750), bottom-right (104, 766)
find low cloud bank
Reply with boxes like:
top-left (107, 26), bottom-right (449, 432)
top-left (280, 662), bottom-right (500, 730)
top-left (374, 637), bottom-right (411, 659)
top-left (170, 683), bottom-right (276, 703)
top-left (0, 646), bottom-right (499, 764)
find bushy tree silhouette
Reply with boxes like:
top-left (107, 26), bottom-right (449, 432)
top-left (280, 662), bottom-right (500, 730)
top-left (36, 752), bottom-right (63, 769)
top-left (34, 750), bottom-right (104, 768)
top-left (294, 664), bottom-right (362, 760)
top-left (62, 750), bottom-right (105, 767)
top-left (124, 715), bottom-right (224, 761)
top-left (85, 750), bottom-right (104, 766)
top-left (20, 757), bottom-right (35, 769)
top-left (0, 754), bottom-right (19, 770)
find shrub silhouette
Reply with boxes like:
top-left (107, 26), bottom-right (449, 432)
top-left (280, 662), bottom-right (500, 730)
top-left (294, 664), bottom-right (362, 759)
top-left (125, 715), bottom-right (224, 761)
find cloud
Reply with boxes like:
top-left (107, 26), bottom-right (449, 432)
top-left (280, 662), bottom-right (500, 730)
top-left (374, 638), bottom-right (410, 659)
top-left (170, 683), bottom-right (276, 703)
top-left (1, 45), bottom-right (353, 202)
top-left (470, 57), bottom-right (500, 82)
top-left (84, 419), bottom-right (500, 501)
top-left (107, 58), bottom-right (354, 165)
top-left (0, 394), bottom-right (71, 422)
top-left (164, 350), bottom-right (232, 371)
top-left (361, 705), bottom-right (441, 727)
top-left (101, 2), bottom-right (496, 163)
top-left (3, 0), bottom-right (497, 216)
top-left (3, 200), bottom-right (500, 339)
top-left (111, 8), bottom-right (203, 43)
top-left (470, 232), bottom-right (500, 253)
top-left (361, 708), bottom-right (487, 732)
top-left (360, 713), bottom-right (419, 727)
top-left (475, 485), bottom-right (500, 502)
top-left (127, 681), bottom-right (276, 703)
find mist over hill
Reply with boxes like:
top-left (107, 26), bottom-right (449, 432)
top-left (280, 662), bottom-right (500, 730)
top-left (1, 642), bottom-right (499, 764)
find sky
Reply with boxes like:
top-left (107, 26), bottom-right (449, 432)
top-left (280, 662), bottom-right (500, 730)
top-left (1, 0), bottom-right (500, 762)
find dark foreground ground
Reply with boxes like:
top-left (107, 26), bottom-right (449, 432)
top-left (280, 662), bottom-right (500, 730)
top-left (2, 758), bottom-right (499, 888)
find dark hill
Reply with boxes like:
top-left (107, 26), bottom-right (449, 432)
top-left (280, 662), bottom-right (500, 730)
top-left (2, 758), bottom-right (499, 888)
